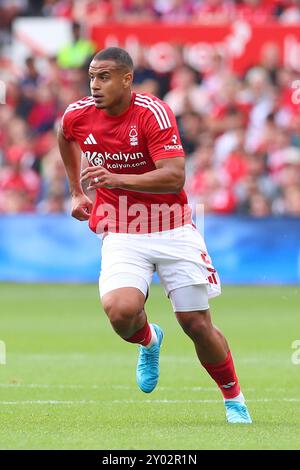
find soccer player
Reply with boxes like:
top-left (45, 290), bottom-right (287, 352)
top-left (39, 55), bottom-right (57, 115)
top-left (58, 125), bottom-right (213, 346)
top-left (58, 47), bottom-right (252, 424)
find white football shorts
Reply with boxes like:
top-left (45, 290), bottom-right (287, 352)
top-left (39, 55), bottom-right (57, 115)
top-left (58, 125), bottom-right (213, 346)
top-left (98, 224), bottom-right (221, 311)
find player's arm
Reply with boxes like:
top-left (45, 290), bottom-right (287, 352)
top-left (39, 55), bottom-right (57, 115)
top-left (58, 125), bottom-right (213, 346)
top-left (115, 157), bottom-right (185, 193)
top-left (57, 126), bottom-right (93, 221)
top-left (80, 156), bottom-right (185, 194)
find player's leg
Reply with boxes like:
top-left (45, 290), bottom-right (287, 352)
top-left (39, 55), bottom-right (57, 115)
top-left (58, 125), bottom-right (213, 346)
top-left (174, 301), bottom-right (229, 365)
top-left (99, 232), bottom-right (163, 393)
top-left (155, 225), bottom-right (252, 422)
top-left (99, 232), bottom-right (157, 343)
top-left (170, 285), bottom-right (252, 424)
top-left (101, 285), bottom-right (163, 393)
top-left (101, 287), bottom-right (147, 338)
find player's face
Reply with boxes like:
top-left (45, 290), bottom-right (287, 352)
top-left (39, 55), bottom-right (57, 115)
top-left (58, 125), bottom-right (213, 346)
top-left (89, 59), bottom-right (132, 110)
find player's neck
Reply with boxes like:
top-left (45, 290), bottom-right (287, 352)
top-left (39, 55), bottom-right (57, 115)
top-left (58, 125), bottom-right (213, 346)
top-left (104, 92), bottom-right (132, 117)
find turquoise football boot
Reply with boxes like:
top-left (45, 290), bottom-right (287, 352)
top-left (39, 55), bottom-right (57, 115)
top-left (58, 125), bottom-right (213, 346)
top-left (225, 400), bottom-right (252, 424)
top-left (136, 324), bottom-right (164, 393)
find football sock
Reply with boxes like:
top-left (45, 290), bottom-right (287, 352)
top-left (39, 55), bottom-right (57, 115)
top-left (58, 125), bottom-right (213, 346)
top-left (202, 351), bottom-right (241, 400)
top-left (125, 322), bottom-right (158, 348)
top-left (224, 391), bottom-right (245, 404)
top-left (146, 324), bottom-right (158, 348)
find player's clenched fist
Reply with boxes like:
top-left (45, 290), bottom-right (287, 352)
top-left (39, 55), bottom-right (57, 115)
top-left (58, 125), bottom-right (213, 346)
top-left (71, 193), bottom-right (93, 221)
top-left (80, 166), bottom-right (120, 190)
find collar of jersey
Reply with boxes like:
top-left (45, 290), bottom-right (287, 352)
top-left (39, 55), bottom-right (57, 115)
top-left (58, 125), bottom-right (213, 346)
top-left (99, 92), bottom-right (136, 120)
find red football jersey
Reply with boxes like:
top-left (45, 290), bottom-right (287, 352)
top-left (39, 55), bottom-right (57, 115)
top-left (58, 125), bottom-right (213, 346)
top-left (62, 92), bottom-right (192, 233)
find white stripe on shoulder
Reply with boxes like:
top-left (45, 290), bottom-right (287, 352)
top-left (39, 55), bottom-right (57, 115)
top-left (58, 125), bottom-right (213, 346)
top-left (70, 96), bottom-right (94, 107)
top-left (150, 97), bottom-right (172, 128)
top-left (136, 94), bottom-right (171, 128)
top-left (64, 101), bottom-right (95, 115)
top-left (136, 94), bottom-right (171, 127)
top-left (66, 97), bottom-right (94, 111)
top-left (135, 96), bottom-right (167, 129)
top-left (134, 100), bottom-right (165, 129)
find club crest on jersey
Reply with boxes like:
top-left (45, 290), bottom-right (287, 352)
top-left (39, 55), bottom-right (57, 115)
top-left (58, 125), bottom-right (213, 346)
top-left (129, 126), bottom-right (138, 146)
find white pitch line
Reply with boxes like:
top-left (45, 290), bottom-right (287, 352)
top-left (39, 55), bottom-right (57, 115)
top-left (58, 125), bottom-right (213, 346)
top-left (0, 383), bottom-right (259, 393)
top-left (0, 383), bottom-right (103, 390)
top-left (0, 400), bottom-right (98, 405)
top-left (0, 398), bottom-right (299, 405)
top-left (0, 384), bottom-right (221, 391)
top-left (112, 398), bottom-right (300, 404)
top-left (7, 354), bottom-right (291, 367)
top-left (0, 384), bottom-right (294, 393)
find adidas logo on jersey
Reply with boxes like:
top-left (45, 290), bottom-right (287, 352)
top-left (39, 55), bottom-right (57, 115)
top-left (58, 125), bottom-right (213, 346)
top-left (84, 133), bottom-right (97, 145)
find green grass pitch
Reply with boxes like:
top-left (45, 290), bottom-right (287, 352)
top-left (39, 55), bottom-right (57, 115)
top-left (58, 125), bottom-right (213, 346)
top-left (0, 283), bottom-right (300, 450)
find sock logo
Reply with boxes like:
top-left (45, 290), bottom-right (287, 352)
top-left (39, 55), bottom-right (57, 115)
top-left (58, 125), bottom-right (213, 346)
top-left (221, 381), bottom-right (236, 389)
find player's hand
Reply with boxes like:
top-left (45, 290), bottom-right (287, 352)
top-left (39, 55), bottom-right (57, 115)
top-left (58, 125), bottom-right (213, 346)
top-left (80, 167), bottom-right (119, 190)
top-left (71, 192), bottom-right (93, 221)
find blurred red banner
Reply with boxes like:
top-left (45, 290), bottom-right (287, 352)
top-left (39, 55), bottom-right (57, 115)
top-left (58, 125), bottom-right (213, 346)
top-left (91, 22), bottom-right (300, 74)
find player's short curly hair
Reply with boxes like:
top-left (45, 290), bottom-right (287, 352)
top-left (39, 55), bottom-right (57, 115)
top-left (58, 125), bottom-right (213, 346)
top-left (93, 47), bottom-right (134, 71)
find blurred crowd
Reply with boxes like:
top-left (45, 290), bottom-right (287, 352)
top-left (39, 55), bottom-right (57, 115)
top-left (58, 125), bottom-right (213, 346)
top-left (1, 0), bottom-right (300, 27)
top-left (0, 0), bottom-right (300, 217)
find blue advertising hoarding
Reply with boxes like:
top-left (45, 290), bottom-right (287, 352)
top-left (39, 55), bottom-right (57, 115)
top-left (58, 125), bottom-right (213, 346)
top-left (0, 215), bottom-right (299, 284)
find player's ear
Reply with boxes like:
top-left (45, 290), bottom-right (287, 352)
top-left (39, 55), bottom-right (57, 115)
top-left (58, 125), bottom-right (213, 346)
top-left (123, 72), bottom-right (133, 89)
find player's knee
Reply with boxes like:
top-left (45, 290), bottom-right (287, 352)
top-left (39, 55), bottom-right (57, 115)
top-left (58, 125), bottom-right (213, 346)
top-left (178, 311), bottom-right (212, 341)
top-left (102, 294), bottom-right (140, 328)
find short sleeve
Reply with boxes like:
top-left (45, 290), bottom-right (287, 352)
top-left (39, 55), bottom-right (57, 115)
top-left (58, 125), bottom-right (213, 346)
top-left (61, 108), bottom-right (75, 141)
top-left (144, 100), bottom-right (185, 162)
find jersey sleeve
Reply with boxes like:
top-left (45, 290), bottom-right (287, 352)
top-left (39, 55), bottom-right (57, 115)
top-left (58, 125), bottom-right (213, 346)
top-left (61, 108), bottom-right (75, 141)
top-left (144, 100), bottom-right (185, 162)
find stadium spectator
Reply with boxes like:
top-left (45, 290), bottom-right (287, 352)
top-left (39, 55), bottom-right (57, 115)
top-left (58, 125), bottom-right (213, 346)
top-left (236, 0), bottom-right (275, 24)
top-left (0, 145), bottom-right (40, 213)
top-left (72, 0), bottom-right (113, 26)
top-left (163, 65), bottom-right (210, 116)
top-left (37, 188), bottom-right (69, 212)
top-left (247, 191), bottom-right (272, 217)
top-left (57, 21), bottom-right (96, 69)
top-left (27, 84), bottom-right (57, 134)
top-left (258, 42), bottom-right (281, 86)
top-left (41, 0), bottom-right (74, 18)
top-left (114, 0), bottom-right (157, 23)
top-left (278, 0), bottom-right (300, 23)
top-left (133, 47), bottom-right (161, 96)
top-left (154, 0), bottom-right (196, 23)
top-left (193, 0), bottom-right (235, 24)
top-left (178, 112), bottom-right (204, 154)
top-left (281, 186), bottom-right (300, 215)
